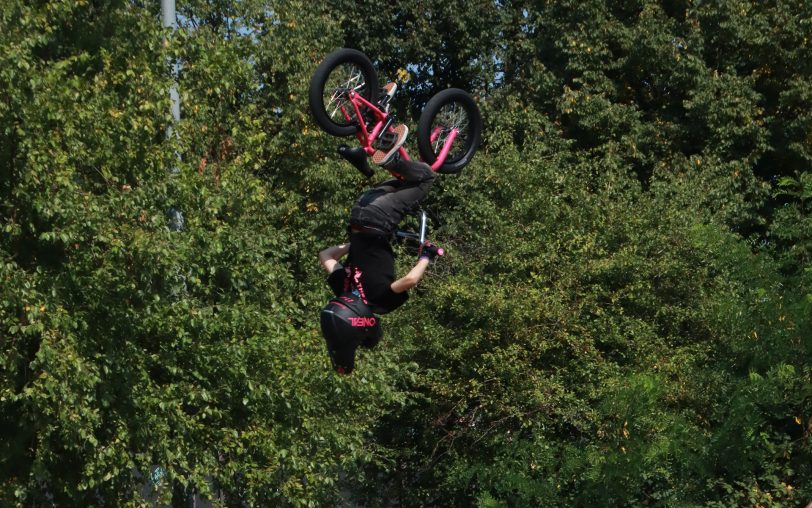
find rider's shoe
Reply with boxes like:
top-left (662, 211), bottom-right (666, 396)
top-left (372, 124), bottom-right (408, 167)
top-left (338, 144), bottom-right (374, 178)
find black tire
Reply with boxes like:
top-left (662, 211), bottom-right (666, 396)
top-left (417, 88), bottom-right (482, 173)
top-left (309, 49), bottom-right (379, 137)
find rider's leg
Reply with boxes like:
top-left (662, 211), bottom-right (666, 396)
top-left (360, 159), bottom-right (433, 201)
top-left (386, 158), bottom-right (434, 183)
top-left (349, 165), bottom-right (435, 234)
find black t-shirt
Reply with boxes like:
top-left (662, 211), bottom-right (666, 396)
top-left (327, 232), bottom-right (409, 314)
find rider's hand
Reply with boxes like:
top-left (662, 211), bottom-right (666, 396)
top-left (418, 241), bottom-right (442, 261)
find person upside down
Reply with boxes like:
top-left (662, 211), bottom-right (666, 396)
top-left (319, 125), bottom-right (442, 374)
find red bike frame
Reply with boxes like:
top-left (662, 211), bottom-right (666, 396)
top-left (344, 89), bottom-right (458, 172)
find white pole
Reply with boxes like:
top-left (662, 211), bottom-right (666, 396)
top-left (162, 0), bottom-right (181, 126)
top-left (161, 0), bottom-right (183, 232)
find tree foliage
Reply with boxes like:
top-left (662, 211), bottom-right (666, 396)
top-left (1, 0), bottom-right (811, 506)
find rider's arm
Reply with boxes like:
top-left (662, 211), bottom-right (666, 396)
top-left (319, 243), bottom-right (350, 274)
top-left (390, 257), bottom-right (430, 294)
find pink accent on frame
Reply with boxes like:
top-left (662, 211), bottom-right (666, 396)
top-left (430, 128), bottom-right (458, 171)
top-left (429, 126), bottom-right (442, 144)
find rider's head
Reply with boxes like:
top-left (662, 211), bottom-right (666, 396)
top-left (320, 293), bottom-right (382, 375)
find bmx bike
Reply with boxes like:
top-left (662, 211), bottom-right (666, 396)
top-left (308, 48), bottom-right (482, 175)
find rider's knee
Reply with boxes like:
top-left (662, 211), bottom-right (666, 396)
top-left (423, 165), bottom-right (436, 183)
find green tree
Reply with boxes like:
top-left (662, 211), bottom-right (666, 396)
top-left (2, 1), bottom-right (811, 506)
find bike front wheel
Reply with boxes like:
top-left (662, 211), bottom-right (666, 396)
top-left (417, 88), bottom-right (482, 174)
top-left (308, 48), bottom-right (379, 137)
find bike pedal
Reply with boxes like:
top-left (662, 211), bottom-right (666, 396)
top-left (379, 82), bottom-right (397, 111)
top-left (374, 121), bottom-right (397, 149)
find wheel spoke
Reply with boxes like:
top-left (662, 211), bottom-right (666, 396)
top-left (323, 64), bottom-right (367, 125)
top-left (431, 101), bottom-right (471, 160)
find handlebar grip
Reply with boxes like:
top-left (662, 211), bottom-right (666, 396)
top-left (437, 248), bottom-right (444, 257)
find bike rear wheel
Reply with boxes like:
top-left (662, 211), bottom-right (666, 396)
top-left (309, 48), bottom-right (379, 137)
top-left (417, 88), bottom-right (482, 174)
